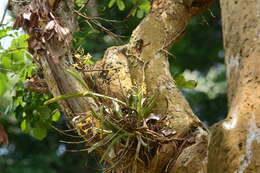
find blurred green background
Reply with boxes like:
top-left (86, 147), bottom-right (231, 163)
top-left (0, 0), bottom-right (226, 172)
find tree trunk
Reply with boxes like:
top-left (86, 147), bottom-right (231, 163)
top-left (11, 0), bottom-right (260, 172)
top-left (208, 0), bottom-right (260, 172)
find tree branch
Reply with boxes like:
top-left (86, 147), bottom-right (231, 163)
top-left (13, 0), bottom-right (214, 172)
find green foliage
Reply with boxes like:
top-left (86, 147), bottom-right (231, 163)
top-left (130, 0), bottom-right (151, 18)
top-left (117, 0), bottom-right (126, 11)
top-left (75, 0), bottom-right (85, 7)
top-left (0, 26), bottom-right (35, 113)
top-left (0, 72), bottom-right (7, 95)
top-left (0, 33), bottom-right (31, 73)
top-left (108, 0), bottom-right (125, 11)
top-left (0, 25), bottom-right (60, 141)
top-left (32, 123), bottom-right (48, 140)
top-left (20, 119), bottom-right (30, 133)
top-left (0, 26), bottom-right (12, 39)
top-left (108, 0), bottom-right (150, 18)
top-left (174, 74), bottom-right (197, 89)
top-left (14, 88), bottom-right (60, 140)
top-left (1, 115), bottom-right (100, 173)
top-left (51, 110), bottom-right (61, 122)
top-left (108, 0), bottom-right (116, 8)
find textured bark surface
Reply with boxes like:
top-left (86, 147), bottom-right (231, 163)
top-left (12, 0), bottom-right (213, 172)
top-left (208, 0), bottom-right (260, 172)
top-left (11, 0), bottom-right (260, 172)
top-left (12, 0), bottom-right (258, 172)
top-left (91, 0), bottom-right (213, 172)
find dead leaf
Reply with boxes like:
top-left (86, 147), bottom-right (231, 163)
top-left (0, 124), bottom-right (8, 146)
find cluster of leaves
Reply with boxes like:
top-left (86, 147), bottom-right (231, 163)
top-left (75, 0), bottom-right (150, 19)
top-left (0, 26), bottom-right (33, 96)
top-left (174, 74), bottom-right (197, 89)
top-left (108, 0), bottom-right (151, 18)
top-left (14, 89), bottom-right (60, 140)
top-left (0, 25), bottom-right (60, 140)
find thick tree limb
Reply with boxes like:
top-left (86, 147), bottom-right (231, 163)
top-left (208, 1), bottom-right (260, 172)
top-left (92, 0), bottom-right (213, 172)
top-left (13, 0), bottom-right (214, 172)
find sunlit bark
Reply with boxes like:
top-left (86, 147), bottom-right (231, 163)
top-left (12, 0), bottom-right (213, 172)
top-left (208, 1), bottom-right (260, 172)
top-left (14, 0), bottom-right (260, 173)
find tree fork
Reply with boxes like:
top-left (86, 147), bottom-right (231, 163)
top-left (13, 0), bottom-right (215, 172)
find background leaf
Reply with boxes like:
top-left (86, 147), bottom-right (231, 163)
top-left (117, 0), bottom-right (125, 11)
top-left (51, 111), bottom-right (61, 122)
top-left (32, 124), bottom-right (47, 140)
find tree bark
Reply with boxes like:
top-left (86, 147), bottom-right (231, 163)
top-left (13, 0), bottom-right (212, 172)
top-left (12, 0), bottom-right (260, 172)
top-left (208, 0), bottom-right (260, 172)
